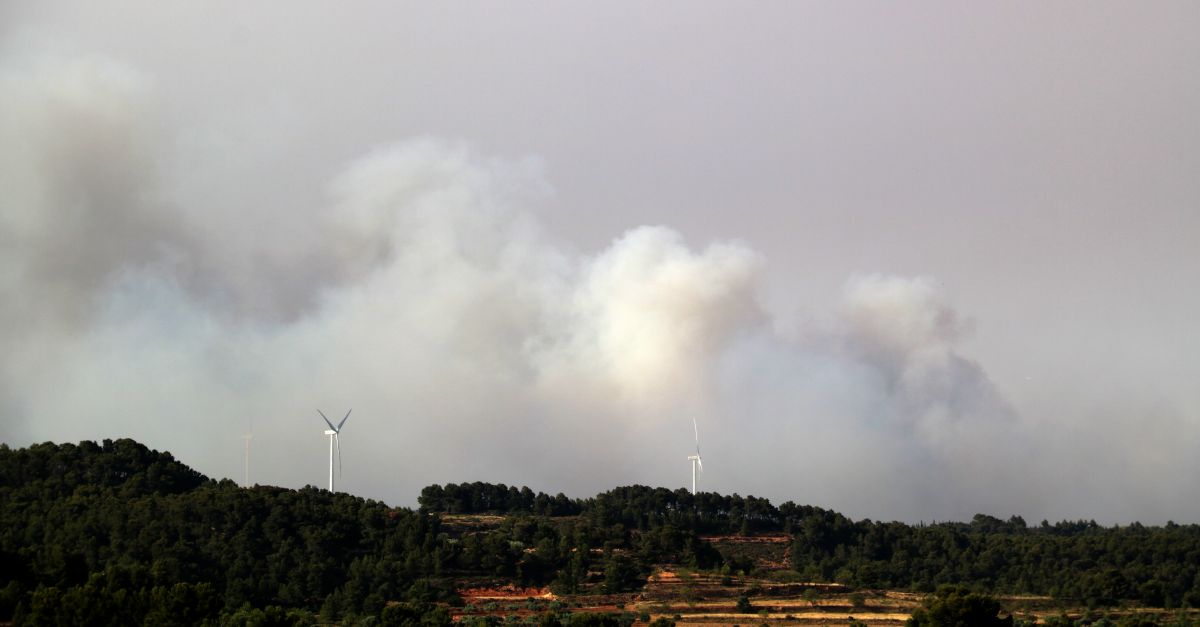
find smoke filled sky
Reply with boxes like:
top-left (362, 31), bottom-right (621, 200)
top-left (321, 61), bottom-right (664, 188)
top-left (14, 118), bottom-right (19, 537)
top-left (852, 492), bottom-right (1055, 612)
top-left (2, 2), bottom-right (1198, 524)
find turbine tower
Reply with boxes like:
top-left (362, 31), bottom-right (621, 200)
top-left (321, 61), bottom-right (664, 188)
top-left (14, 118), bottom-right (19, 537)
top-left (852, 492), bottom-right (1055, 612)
top-left (688, 416), bottom-right (703, 494)
top-left (241, 433), bottom-right (253, 487)
top-left (319, 409), bottom-right (351, 492)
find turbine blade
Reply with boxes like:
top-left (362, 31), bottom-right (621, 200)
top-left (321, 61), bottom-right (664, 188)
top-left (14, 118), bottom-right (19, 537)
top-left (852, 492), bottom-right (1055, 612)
top-left (336, 433), bottom-right (342, 477)
top-left (318, 410), bottom-right (336, 432)
top-left (697, 456), bottom-right (703, 472)
top-left (337, 408), bottom-right (352, 430)
top-left (692, 416), bottom-right (699, 446)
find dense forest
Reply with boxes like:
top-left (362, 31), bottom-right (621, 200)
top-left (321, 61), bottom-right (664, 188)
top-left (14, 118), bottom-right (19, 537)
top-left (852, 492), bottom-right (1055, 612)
top-left (3, 440), bottom-right (1200, 626)
top-left (426, 483), bottom-right (1200, 608)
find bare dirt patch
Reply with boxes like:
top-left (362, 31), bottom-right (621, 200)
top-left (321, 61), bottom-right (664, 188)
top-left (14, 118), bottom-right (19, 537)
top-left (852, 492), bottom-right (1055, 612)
top-left (440, 514), bottom-right (508, 534)
top-left (700, 534), bottom-right (791, 544)
top-left (458, 585), bottom-right (556, 601)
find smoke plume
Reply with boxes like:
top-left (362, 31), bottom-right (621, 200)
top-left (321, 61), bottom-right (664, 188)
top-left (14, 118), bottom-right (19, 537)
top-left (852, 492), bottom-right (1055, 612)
top-left (1, 44), bottom-right (1196, 525)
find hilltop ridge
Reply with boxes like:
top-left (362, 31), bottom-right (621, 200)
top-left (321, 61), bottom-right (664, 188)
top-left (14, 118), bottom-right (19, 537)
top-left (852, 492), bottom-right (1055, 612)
top-left (2, 440), bottom-right (1200, 625)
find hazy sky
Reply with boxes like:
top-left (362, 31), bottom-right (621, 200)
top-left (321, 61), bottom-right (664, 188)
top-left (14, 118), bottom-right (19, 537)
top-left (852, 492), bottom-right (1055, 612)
top-left (2, 2), bottom-right (1198, 524)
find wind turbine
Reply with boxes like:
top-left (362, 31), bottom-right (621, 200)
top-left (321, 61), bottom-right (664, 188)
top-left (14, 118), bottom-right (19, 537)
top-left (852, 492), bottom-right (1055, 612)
top-left (687, 417), bottom-right (703, 494)
top-left (319, 409), bottom-right (351, 492)
top-left (241, 433), bottom-right (253, 487)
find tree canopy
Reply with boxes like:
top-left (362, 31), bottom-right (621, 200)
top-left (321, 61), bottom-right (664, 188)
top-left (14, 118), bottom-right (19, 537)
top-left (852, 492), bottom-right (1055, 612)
top-left (4, 440), bottom-right (1200, 625)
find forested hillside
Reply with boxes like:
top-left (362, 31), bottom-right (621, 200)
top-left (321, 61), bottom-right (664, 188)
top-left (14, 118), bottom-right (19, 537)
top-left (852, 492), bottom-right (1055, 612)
top-left (3, 440), bottom-right (1200, 626)
top-left (425, 482), bottom-right (1200, 608)
top-left (0, 440), bottom-right (454, 625)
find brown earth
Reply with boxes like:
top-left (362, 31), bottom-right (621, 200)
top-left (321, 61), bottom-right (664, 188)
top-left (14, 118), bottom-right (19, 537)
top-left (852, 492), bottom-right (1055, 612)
top-left (446, 531), bottom-right (1199, 625)
top-left (459, 585), bottom-right (556, 602)
top-left (700, 534), bottom-right (791, 544)
top-left (453, 564), bottom-right (1200, 626)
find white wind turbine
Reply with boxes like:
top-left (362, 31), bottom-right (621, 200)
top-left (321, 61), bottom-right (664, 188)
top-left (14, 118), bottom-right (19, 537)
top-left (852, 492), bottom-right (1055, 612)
top-left (688, 417), bottom-right (704, 494)
top-left (319, 409), bottom-right (351, 492)
top-left (241, 433), bottom-right (253, 487)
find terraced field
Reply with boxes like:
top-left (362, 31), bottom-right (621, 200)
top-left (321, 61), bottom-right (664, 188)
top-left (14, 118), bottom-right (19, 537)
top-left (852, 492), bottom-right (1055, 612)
top-left (448, 528), bottom-right (1200, 626)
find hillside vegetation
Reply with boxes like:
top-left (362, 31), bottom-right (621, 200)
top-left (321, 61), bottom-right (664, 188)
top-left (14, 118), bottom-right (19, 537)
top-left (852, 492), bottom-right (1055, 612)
top-left (2, 440), bottom-right (1200, 625)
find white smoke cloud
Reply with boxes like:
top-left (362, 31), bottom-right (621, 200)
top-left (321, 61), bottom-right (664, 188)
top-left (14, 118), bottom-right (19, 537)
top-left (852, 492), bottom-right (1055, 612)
top-left (533, 226), bottom-right (763, 405)
top-left (0, 45), bottom-right (1194, 524)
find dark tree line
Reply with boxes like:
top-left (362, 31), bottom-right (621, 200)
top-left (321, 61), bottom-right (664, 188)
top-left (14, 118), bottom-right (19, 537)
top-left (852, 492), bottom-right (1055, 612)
top-left (418, 482), bottom-right (581, 517)
top-left (5, 441), bottom-right (1200, 626)
top-left (423, 483), bottom-right (1200, 608)
top-left (0, 440), bottom-right (454, 625)
top-left (0, 442), bottom-right (721, 624)
top-left (788, 512), bottom-right (1200, 608)
top-left (420, 483), bottom-right (788, 534)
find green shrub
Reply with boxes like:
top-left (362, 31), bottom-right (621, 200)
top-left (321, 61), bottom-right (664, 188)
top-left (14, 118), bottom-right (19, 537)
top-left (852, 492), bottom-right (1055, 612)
top-left (906, 586), bottom-right (1012, 627)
